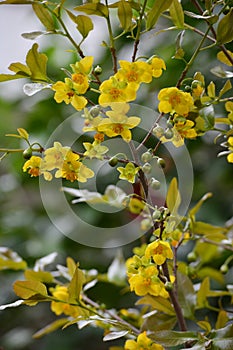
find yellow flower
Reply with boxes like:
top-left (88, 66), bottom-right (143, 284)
top-left (124, 331), bottom-right (164, 350)
top-left (71, 73), bottom-right (89, 94)
top-left (145, 240), bottom-right (173, 265)
top-left (71, 56), bottom-right (94, 75)
top-left (128, 197), bottom-right (145, 214)
top-left (158, 87), bottom-right (194, 116)
top-left (117, 162), bottom-right (140, 183)
top-left (83, 140), bottom-right (108, 159)
top-left (52, 78), bottom-right (87, 111)
top-left (99, 77), bottom-right (137, 106)
top-left (83, 116), bottom-right (104, 133)
top-left (44, 142), bottom-right (70, 170)
top-left (161, 119), bottom-right (197, 147)
top-left (115, 60), bottom-right (153, 89)
top-left (23, 156), bottom-right (52, 181)
top-left (227, 136), bottom-right (233, 163)
top-left (50, 285), bottom-right (80, 318)
top-left (149, 56), bottom-right (166, 78)
top-left (225, 101), bottom-right (233, 123)
top-left (55, 151), bottom-right (94, 182)
top-left (97, 102), bottom-right (141, 142)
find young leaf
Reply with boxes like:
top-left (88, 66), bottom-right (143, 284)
top-left (211, 65), bottom-right (233, 78)
top-left (13, 280), bottom-right (48, 299)
top-left (146, 0), bottom-right (173, 30)
top-left (33, 318), bottom-right (69, 339)
top-left (169, 0), bottom-right (184, 28)
top-left (8, 62), bottom-right (31, 75)
top-left (196, 277), bottom-right (210, 309)
top-left (177, 272), bottom-right (195, 320)
top-left (215, 310), bottom-right (229, 330)
top-left (103, 330), bottom-right (129, 341)
top-left (26, 43), bottom-right (48, 82)
top-left (24, 270), bottom-right (54, 284)
top-left (32, 3), bottom-right (55, 31)
top-left (21, 31), bottom-right (50, 40)
top-left (136, 295), bottom-right (175, 315)
top-left (17, 128), bottom-right (29, 140)
top-left (68, 264), bottom-right (86, 303)
top-left (219, 80), bottom-right (232, 98)
top-left (117, 0), bottom-right (133, 31)
top-left (0, 247), bottom-right (27, 270)
top-left (150, 330), bottom-right (199, 346)
top-left (166, 177), bottom-right (181, 214)
top-left (76, 15), bottom-right (94, 39)
top-left (73, 3), bottom-right (109, 17)
top-left (207, 81), bottom-right (215, 98)
top-left (189, 192), bottom-right (212, 218)
top-left (217, 9), bottom-right (233, 44)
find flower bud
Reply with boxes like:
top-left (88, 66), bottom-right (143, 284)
top-left (157, 158), bottom-right (166, 168)
top-left (153, 125), bottom-right (164, 138)
top-left (94, 65), bottom-right (102, 75)
top-left (23, 148), bottom-right (32, 160)
top-left (220, 264), bottom-right (228, 274)
top-left (142, 162), bottom-right (152, 174)
top-left (187, 252), bottom-right (197, 262)
top-left (152, 209), bottom-right (161, 221)
top-left (108, 157), bottom-right (118, 167)
top-left (164, 281), bottom-right (174, 291)
top-left (90, 106), bottom-right (100, 117)
top-left (141, 151), bottom-right (152, 163)
top-left (164, 129), bottom-right (174, 139)
top-left (150, 178), bottom-right (161, 190)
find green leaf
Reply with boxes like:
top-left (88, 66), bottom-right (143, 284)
top-left (8, 62), bottom-right (31, 75)
top-left (192, 221), bottom-right (227, 237)
top-left (24, 270), bottom-right (54, 284)
top-left (177, 272), bottom-right (196, 319)
top-left (197, 267), bottom-right (224, 285)
top-left (166, 177), bottom-right (181, 214)
top-left (194, 242), bottom-right (218, 264)
top-left (68, 264), bottom-right (86, 303)
top-left (217, 9), bottom-right (233, 44)
top-left (13, 280), bottom-right (48, 299)
top-left (0, 0), bottom-right (33, 3)
top-left (211, 66), bottom-right (233, 78)
top-left (207, 81), bottom-right (216, 98)
top-left (146, 0), bottom-right (173, 30)
top-left (172, 30), bottom-right (185, 59)
top-left (32, 3), bottom-right (55, 31)
top-left (0, 247), bottom-right (27, 270)
top-left (76, 15), bottom-right (94, 39)
top-left (195, 105), bottom-right (215, 133)
top-left (21, 31), bottom-right (51, 40)
top-left (169, 0), bottom-right (184, 28)
top-left (150, 330), bottom-right (199, 347)
top-left (189, 192), bottom-right (212, 218)
top-left (33, 318), bottom-right (69, 339)
top-left (142, 312), bottom-right (177, 332)
top-left (219, 80), bottom-right (232, 98)
top-left (17, 128), bottom-right (29, 140)
top-left (215, 310), bottom-right (229, 330)
top-left (211, 324), bottom-right (233, 349)
top-left (0, 73), bottom-right (29, 82)
top-left (184, 10), bottom-right (218, 22)
top-left (117, 0), bottom-right (133, 31)
top-left (196, 277), bottom-right (210, 308)
top-left (136, 295), bottom-right (175, 315)
top-left (26, 43), bottom-right (48, 82)
top-left (73, 3), bottom-right (109, 17)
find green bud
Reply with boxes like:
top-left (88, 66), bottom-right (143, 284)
top-left (141, 218), bottom-right (152, 231)
top-left (187, 265), bottom-right (197, 278)
top-left (166, 121), bottom-right (173, 129)
top-left (90, 106), bottom-right (100, 117)
top-left (187, 252), bottom-right (197, 262)
top-left (184, 85), bottom-right (192, 92)
top-left (164, 129), bottom-right (174, 139)
top-left (191, 79), bottom-right (202, 89)
top-left (150, 178), bottom-right (161, 190)
top-left (153, 125), bottom-right (164, 138)
top-left (164, 281), bottom-right (174, 291)
top-left (94, 65), bottom-right (102, 75)
top-left (152, 209), bottom-right (161, 221)
top-left (142, 162), bottom-right (152, 174)
top-left (108, 157), bottom-right (118, 167)
top-left (23, 148), bottom-right (32, 160)
top-left (141, 151), bottom-right (152, 163)
top-left (220, 264), bottom-right (228, 274)
top-left (157, 158), bottom-right (166, 168)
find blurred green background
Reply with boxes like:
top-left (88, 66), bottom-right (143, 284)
top-left (0, 1), bottom-right (233, 349)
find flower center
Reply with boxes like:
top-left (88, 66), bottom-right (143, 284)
top-left (169, 93), bottom-right (181, 106)
top-left (153, 245), bottom-right (164, 255)
top-left (112, 124), bottom-right (124, 134)
top-left (110, 88), bottom-right (121, 99)
top-left (126, 71), bottom-right (138, 82)
top-left (72, 73), bottom-right (85, 85)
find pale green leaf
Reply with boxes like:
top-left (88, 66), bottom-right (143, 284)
top-left (197, 267), bottom-right (224, 285)
top-left (24, 270), bottom-right (53, 283)
top-left (136, 295), bottom-right (175, 315)
top-left (169, 0), bottom-right (184, 28)
top-left (217, 9), bottom-right (233, 44)
top-left (32, 3), bottom-right (55, 31)
top-left (150, 330), bottom-right (199, 346)
top-left (207, 81), bottom-right (215, 98)
top-left (177, 272), bottom-right (196, 319)
top-left (68, 264), bottom-right (86, 303)
top-left (26, 43), bottom-right (48, 82)
top-left (0, 247), bottom-right (27, 270)
top-left (197, 320), bottom-right (212, 333)
top-left (73, 3), bottom-right (109, 17)
top-left (219, 80), bottom-right (232, 98)
top-left (192, 221), bottom-right (227, 237)
top-left (215, 310), bottom-right (229, 330)
top-left (21, 31), bottom-right (51, 40)
top-left (76, 15), bottom-right (93, 38)
top-left (33, 318), bottom-right (69, 339)
top-left (117, 0), bottom-right (133, 31)
top-left (8, 62), bottom-right (31, 75)
top-left (13, 280), bottom-right (48, 299)
top-left (23, 82), bottom-right (51, 96)
top-left (0, 73), bottom-right (29, 82)
top-left (211, 66), bottom-right (233, 78)
top-left (17, 128), bottom-right (29, 140)
top-left (166, 177), bottom-right (181, 214)
top-left (146, 0), bottom-right (173, 30)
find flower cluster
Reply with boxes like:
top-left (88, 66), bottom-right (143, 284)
top-left (124, 331), bottom-right (164, 350)
top-left (23, 142), bottom-right (94, 182)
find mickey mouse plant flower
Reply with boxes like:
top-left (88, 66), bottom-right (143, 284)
top-left (117, 162), bottom-right (140, 184)
top-left (158, 87), bottom-right (194, 116)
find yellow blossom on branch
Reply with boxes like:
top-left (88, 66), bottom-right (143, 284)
top-left (145, 240), bottom-right (173, 265)
top-left (158, 87), bottom-right (194, 116)
top-left (227, 136), bottom-right (233, 163)
top-left (117, 162), bottom-right (140, 183)
top-left (23, 156), bottom-right (52, 181)
top-left (83, 140), bottom-right (108, 159)
top-left (70, 56), bottom-right (94, 75)
top-left (115, 60), bottom-right (153, 89)
top-left (161, 118), bottom-right (197, 147)
top-left (124, 331), bottom-right (165, 350)
top-left (43, 141), bottom-right (70, 170)
top-left (99, 77), bottom-right (137, 106)
top-left (149, 56), bottom-right (166, 78)
top-left (97, 102), bottom-right (141, 142)
top-left (50, 285), bottom-right (80, 318)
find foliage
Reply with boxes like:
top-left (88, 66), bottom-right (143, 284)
top-left (0, 0), bottom-right (233, 349)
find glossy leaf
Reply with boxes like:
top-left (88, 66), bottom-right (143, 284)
top-left (26, 43), bottom-right (48, 82)
top-left (150, 330), bottom-right (199, 346)
top-left (195, 105), bottom-right (215, 133)
top-left (146, 0), bottom-right (173, 30)
top-left (32, 3), bottom-right (55, 31)
top-left (13, 280), bottom-right (48, 299)
top-left (184, 10), bottom-right (217, 22)
top-left (73, 3), bottom-right (109, 17)
top-left (177, 272), bottom-right (195, 319)
top-left (33, 318), bottom-right (69, 339)
top-left (166, 177), bottom-right (181, 214)
top-left (103, 330), bottom-right (129, 341)
top-left (211, 324), bottom-right (233, 349)
top-left (169, 0), bottom-right (184, 28)
top-left (142, 312), bottom-right (177, 332)
top-left (76, 15), bottom-right (94, 38)
top-left (117, 0), bottom-right (133, 31)
top-left (217, 9), bottom-right (233, 44)
top-left (68, 264), bottom-right (86, 303)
